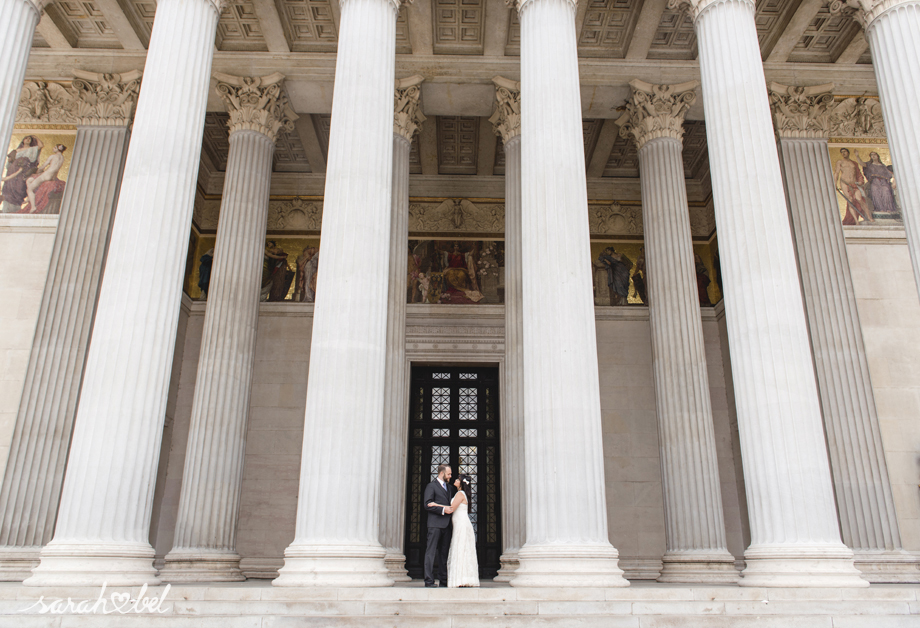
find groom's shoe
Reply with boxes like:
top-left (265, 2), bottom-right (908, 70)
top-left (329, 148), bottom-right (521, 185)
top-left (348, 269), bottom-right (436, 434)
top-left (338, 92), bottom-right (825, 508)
top-left (425, 582), bottom-right (437, 588)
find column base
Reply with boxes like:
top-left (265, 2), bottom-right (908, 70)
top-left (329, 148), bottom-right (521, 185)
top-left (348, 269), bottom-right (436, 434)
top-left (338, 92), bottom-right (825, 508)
top-left (273, 543), bottom-right (393, 587)
top-left (853, 548), bottom-right (920, 583)
top-left (0, 546), bottom-right (41, 581)
top-left (657, 550), bottom-right (740, 584)
top-left (510, 543), bottom-right (629, 587)
top-left (493, 550), bottom-right (519, 583)
top-left (24, 541), bottom-right (159, 587)
top-left (158, 549), bottom-right (245, 582)
top-left (740, 544), bottom-right (869, 588)
top-left (383, 550), bottom-right (411, 583)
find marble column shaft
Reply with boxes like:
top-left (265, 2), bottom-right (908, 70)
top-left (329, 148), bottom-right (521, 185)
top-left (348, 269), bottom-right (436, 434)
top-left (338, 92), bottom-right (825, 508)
top-left (777, 134), bottom-right (912, 581)
top-left (0, 0), bottom-right (44, 154)
top-left (511, 0), bottom-right (627, 588)
top-left (489, 76), bottom-right (525, 583)
top-left (0, 123), bottom-right (131, 581)
top-left (25, 0), bottom-right (223, 587)
top-left (620, 80), bottom-right (738, 584)
top-left (274, 0), bottom-right (398, 587)
top-left (161, 73), bottom-right (294, 583)
top-left (856, 0), bottom-right (920, 298)
top-left (683, 0), bottom-right (866, 587)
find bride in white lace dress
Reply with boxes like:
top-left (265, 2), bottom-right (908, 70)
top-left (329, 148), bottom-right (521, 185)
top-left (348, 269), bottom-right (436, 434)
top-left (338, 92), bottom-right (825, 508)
top-left (445, 475), bottom-right (479, 587)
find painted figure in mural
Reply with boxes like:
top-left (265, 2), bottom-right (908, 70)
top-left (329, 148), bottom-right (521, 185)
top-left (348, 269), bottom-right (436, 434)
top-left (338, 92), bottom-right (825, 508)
top-left (855, 150), bottom-right (900, 219)
top-left (295, 246), bottom-right (319, 303)
top-left (596, 247), bottom-right (632, 306)
top-left (198, 248), bottom-right (214, 300)
top-left (0, 135), bottom-right (42, 213)
top-left (262, 241), bottom-right (294, 302)
top-left (712, 249), bottom-right (722, 295)
top-left (695, 254), bottom-right (712, 307)
top-left (24, 144), bottom-right (67, 214)
top-left (440, 242), bottom-right (484, 303)
top-left (632, 247), bottom-right (648, 305)
top-left (834, 148), bottom-right (874, 225)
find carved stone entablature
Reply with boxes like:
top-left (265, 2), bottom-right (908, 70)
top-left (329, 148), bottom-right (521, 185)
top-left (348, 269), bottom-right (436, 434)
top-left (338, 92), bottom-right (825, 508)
top-left (489, 76), bottom-right (521, 144)
top-left (213, 72), bottom-right (297, 142)
top-left (193, 198), bottom-right (221, 230)
top-left (409, 199), bottom-right (504, 233)
top-left (394, 75), bottom-right (426, 142)
top-left (827, 0), bottom-right (906, 29)
top-left (689, 204), bottom-right (717, 236)
top-left (616, 79), bottom-right (698, 150)
top-left (268, 197), bottom-right (323, 231)
top-left (589, 202), bottom-right (643, 236)
top-left (16, 70), bottom-right (142, 127)
top-left (828, 96), bottom-right (886, 137)
top-left (768, 82), bottom-right (836, 139)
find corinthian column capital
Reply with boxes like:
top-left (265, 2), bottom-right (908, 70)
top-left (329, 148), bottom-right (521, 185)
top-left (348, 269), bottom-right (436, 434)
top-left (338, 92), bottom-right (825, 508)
top-left (16, 70), bottom-right (143, 126)
top-left (489, 76), bottom-right (521, 144)
top-left (668, 0), bottom-right (754, 19)
top-left (768, 82), bottom-right (836, 139)
top-left (616, 79), bottom-right (698, 150)
top-left (27, 0), bottom-right (54, 12)
top-left (393, 75), bottom-right (426, 142)
top-left (213, 72), bottom-right (297, 142)
top-left (827, 0), bottom-right (915, 29)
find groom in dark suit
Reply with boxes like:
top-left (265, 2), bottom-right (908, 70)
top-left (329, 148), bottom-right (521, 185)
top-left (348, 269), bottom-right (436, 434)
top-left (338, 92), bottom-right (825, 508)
top-left (423, 464), bottom-right (453, 587)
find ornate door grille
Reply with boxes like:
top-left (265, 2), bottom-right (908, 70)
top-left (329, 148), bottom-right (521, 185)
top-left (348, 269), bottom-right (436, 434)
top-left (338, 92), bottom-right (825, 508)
top-left (404, 365), bottom-right (502, 579)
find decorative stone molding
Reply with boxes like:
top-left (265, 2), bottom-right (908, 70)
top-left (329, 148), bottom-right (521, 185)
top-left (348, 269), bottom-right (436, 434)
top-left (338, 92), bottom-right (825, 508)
top-left (394, 75), bottom-right (426, 142)
top-left (689, 203), bottom-right (717, 235)
top-left (16, 71), bottom-right (142, 127)
top-left (768, 83), bottom-right (836, 139)
top-left (588, 202), bottom-right (643, 235)
top-left (409, 199), bottom-right (504, 233)
top-left (489, 76), bottom-right (521, 144)
top-left (668, 0), bottom-right (754, 20)
top-left (213, 72), bottom-right (297, 142)
top-left (509, 0), bottom-right (577, 13)
top-left (828, 96), bottom-right (886, 137)
top-left (268, 197), bottom-right (322, 231)
top-left (616, 79), bottom-right (698, 150)
top-left (827, 0), bottom-right (909, 29)
top-left (340, 0), bottom-right (407, 13)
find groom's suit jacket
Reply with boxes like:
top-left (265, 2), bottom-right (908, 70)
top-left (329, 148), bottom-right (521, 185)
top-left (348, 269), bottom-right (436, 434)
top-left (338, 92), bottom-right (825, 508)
top-left (423, 479), bottom-right (453, 529)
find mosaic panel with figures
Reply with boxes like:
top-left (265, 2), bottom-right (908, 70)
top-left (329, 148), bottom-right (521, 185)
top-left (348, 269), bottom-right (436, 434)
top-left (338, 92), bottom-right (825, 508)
top-left (1, 130), bottom-right (76, 215)
top-left (828, 141), bottom-right (901, 226)
top-left (408, 239), bottom-right (504, 305)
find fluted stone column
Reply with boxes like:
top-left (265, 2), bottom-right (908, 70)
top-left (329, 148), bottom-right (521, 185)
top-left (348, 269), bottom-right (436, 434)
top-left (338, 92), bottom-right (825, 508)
top-left (674, 0), bottom-right (866, 587)
top-left (0, 72), bottom-right (140, 581)
top-left (489, 76), bottom-right (525, 583)
top-left (0, 0), bottom-right (47, 152)
top-left (274, 0), bottom-right (401, 588)
top-left (770, 82), bottom-right (918, 583)
top-left (830, 0), bottom-right (920, 298)
top-left (379, 74), bottom-right (424, 583)
top-left (618, 80), bottom-right (738, 584)
top-left (510, 0), bottom-right (627, 588)
top-left (160, 74), bottom-right (296, 583)
top-left (25, 0), bottom-right (225, 587)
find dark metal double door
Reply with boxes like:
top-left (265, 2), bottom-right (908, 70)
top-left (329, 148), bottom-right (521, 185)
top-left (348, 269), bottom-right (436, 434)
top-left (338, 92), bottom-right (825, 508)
top-left (404, 365), bottom-right (502, 579)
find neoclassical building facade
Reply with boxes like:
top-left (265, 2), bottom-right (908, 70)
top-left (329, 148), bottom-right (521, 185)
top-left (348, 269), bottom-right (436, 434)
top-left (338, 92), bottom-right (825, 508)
top-left (0, 0), bottom-right (918, 598)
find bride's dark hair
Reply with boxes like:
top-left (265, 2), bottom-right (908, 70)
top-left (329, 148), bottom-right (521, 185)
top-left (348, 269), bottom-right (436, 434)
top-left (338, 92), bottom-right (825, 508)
top-left (457, 474), bottom-right (472, 504)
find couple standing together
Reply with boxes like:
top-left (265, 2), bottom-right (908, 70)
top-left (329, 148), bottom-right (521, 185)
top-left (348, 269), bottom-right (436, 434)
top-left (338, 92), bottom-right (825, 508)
top-left (423, 464), bottom-right (480, 588)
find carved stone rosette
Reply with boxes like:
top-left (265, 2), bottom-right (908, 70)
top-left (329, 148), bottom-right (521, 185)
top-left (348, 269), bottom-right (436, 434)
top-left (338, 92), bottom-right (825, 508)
top-left (617, 79), bottom-right (699, 150)
top-left (489, 76), bottom-right (521, 143)
top-left (768, 82), bottom-right (836, 139)
top-left (16, 70), bottom-right (142, 127)
top-left (213, 72), bottom-right (297, 142)
top-left (393, 75), bottom-right (426, 142)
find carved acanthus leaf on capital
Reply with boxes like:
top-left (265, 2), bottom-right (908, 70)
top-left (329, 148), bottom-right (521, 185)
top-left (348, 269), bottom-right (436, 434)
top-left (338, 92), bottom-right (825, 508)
top-left (16, 70), bottom-right (143, 126)
top-left (768, 82), bottom-right (836, 139)
top-left (827, 0), bottom-right (906, 29)
top-left (213, 72), bottom-right (298, 143)
top-left (616, 79), bottom-right (698, 150)
top-left (489, 76), bottom-right (521, 144)
top-left (394, 75), bottom-right (426, 142)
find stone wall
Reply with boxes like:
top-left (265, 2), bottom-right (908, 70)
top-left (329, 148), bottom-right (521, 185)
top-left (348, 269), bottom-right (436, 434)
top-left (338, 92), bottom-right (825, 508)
top-left (0, 217), bottom-right (56, 487)
top-left (845, 228), bottom-right (920, 551)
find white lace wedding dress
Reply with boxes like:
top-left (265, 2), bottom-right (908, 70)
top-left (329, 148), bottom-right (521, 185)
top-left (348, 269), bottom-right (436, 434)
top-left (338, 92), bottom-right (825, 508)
top-left (447, 497), bottom-right (480, 587)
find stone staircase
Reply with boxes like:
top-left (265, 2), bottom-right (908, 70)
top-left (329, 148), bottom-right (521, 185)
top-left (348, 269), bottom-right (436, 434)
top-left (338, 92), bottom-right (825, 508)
top-left (1, 581), bottom-right (918, 627)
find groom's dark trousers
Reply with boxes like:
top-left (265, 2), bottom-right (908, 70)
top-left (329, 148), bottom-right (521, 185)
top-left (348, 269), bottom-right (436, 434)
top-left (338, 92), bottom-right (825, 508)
top-left (423, 479), bottom-right (453, 585)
